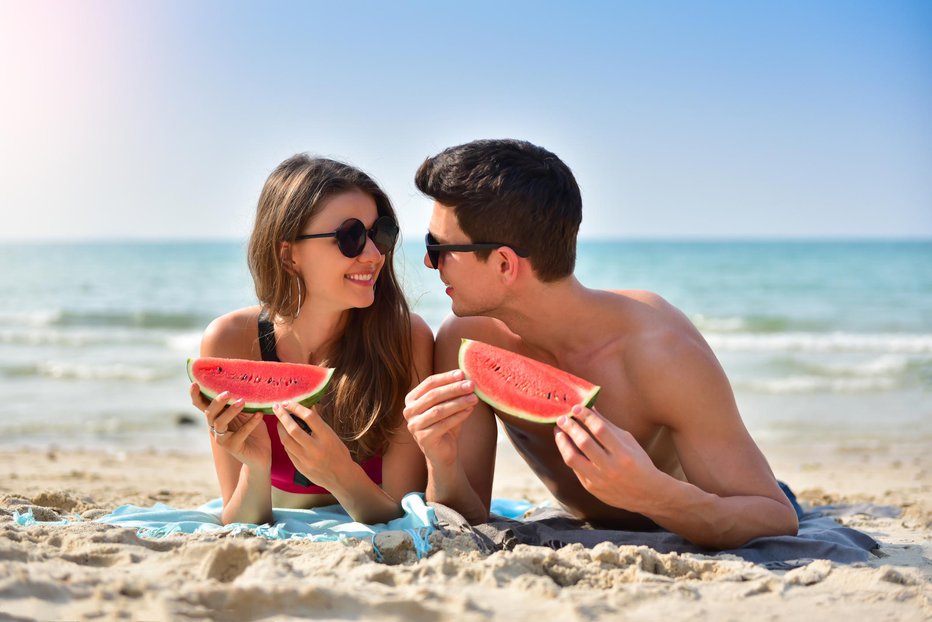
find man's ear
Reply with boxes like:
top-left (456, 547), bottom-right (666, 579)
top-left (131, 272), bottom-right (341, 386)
top-left (496, 247), bottom-right (521, 285)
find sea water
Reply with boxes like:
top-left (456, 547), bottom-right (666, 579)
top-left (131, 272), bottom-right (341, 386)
top-left (0, 240), bottom-right (929, 451)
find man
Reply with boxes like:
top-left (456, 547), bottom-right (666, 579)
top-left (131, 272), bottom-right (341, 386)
top-left (403, 139), bottom-right (799, 549)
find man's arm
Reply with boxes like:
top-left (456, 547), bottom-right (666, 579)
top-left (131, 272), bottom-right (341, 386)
top-left (403, 316), bottom-right (498, 524)
top-left (555, 329), bottom-right (798, 549)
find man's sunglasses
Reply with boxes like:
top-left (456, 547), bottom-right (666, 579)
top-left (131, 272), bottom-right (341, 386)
top-left (296, 216), bottom-right (399, 258)
top-left (424, 232), bottom-right (529, 270)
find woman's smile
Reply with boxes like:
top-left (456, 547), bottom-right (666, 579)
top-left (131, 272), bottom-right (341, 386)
top-left (345, 270), bottom-right (376, 286)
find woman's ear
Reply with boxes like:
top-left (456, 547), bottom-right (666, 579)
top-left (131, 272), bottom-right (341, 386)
top-left (279, 241), bottom-right (295, 273)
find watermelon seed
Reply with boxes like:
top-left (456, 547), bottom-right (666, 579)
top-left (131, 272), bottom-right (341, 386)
top-left (217, 367), bottom-right (223, 373)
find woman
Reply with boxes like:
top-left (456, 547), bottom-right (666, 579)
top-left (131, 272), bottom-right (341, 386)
top-left (189, 154), bottom-right (432, 526)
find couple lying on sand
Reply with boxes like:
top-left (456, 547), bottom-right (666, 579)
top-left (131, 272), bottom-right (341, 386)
top-left (188, 139), bottom-right (800, 550)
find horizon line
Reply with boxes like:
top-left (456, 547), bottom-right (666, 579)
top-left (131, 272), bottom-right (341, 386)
top-left (1, 234), bottom-right (931, 244)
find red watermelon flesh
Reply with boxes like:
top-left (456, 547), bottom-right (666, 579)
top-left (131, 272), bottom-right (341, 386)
top-left (187, 357), bottom-right (334, 414)
top-left (458, 339), bottom-right (601, 424)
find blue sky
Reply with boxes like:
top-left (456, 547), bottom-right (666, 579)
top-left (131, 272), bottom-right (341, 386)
top-left (1, 0), bottom-right (929, 240)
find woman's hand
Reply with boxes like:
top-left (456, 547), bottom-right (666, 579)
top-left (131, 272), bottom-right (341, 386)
top-left (190, 383), bottom-right (272, 470)
top-left (273, 401), bottom-right (355, 491)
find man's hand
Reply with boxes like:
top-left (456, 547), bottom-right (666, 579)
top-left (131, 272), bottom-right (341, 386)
top-left (403, 369), bottom-right (479, 468)
top-left (553, 404), bottom-right (663, 515)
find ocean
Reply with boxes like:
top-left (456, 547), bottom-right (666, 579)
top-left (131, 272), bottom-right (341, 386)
top-left (1, 240), bottom-right (929, 452)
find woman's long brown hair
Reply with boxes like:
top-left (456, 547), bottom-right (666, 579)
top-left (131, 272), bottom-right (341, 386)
top-left (248, 155), bottom-right (413, 460)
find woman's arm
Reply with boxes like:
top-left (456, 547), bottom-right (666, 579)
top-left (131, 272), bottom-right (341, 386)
top-left (273, 315), bottom-right (433, 524)
top-left (192, 310), bottom-right (274, 525)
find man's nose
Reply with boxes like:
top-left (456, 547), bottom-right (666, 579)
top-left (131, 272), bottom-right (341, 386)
top-left (423, 251), bottom-right (443, 270)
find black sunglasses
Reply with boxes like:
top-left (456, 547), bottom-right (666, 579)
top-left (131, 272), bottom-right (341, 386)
top-left (296, 216), bottom-right (399, 258)
top-left (424, 232), bottom-right (529, 270)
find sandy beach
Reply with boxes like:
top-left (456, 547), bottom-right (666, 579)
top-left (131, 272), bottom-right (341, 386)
top-left (0, 435), bottom-right (929, 621)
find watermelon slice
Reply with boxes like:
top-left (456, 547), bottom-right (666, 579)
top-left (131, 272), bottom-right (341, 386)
top-left (458, 339), bottom-right (601, 424)
top-left (187, 357), bottom-right (334, 414)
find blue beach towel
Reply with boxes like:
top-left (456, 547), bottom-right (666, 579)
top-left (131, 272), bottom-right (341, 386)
top-left (11, 494), bottom-right (531, 560)
top-left (13, 492), bottom-right (439, 558)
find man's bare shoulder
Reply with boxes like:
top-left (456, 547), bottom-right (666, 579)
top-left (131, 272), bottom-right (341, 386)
top-left (606, 288), bottom-right (676, 312)
top-left (435, 314), bottom-right (518, 350)
top-left (609, 292), bottom-right (732, 424)
top-left (201, 306), bottom-right (263, 359)
top-left (602, 289), bottom-right (692, 332)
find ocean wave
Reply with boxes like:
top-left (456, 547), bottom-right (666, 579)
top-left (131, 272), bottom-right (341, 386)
top-left (0, 309), bottom-right (211, 330)
top-left (166, 332), bottom-right (203, 354)
top-left (5, 362), bottom-right (171, 382)
top-left (738, 375), bottom-right (901, 394)
top-left (0, 310), bottom-right (64, 327)
top-left (54, 310), bottom-right (211, 330)
top-left (692, 315), bottom-right (747, 332)
top-left (0, 414), bottom-right (195, 438)
top-left (794, 355), bottom-right (913, 377)
top-left (692, 314), bottom-right (801, 333)
top-left (0, 328), bottom-right (171, 348)
top-left (706, 332), bottom-right (932, 354)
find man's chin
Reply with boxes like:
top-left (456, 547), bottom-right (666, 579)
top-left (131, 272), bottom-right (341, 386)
top-left (450, 302), bottom-right (487, 318)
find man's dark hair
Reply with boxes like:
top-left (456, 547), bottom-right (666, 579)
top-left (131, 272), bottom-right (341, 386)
top-left (415, 139), bottom-right (582, 281)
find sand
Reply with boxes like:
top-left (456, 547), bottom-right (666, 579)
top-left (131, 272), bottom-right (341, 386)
top-left (0, 438), bottom-right (929, 621)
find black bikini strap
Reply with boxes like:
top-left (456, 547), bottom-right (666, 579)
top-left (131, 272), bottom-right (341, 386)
top-left (257, 309), bottom-right (280, 362)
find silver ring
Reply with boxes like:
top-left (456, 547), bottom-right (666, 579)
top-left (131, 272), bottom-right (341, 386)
top-left (210, 426), bottom-right (226, 438)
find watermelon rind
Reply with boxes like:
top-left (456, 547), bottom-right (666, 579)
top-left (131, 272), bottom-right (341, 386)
top-left (187, 358), bottom-right (334, 414)
top-left (458, 339), bottom-right (601, 425)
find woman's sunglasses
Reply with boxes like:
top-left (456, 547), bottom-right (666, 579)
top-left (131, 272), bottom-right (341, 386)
top-left (296, 216), bottom-right (399, 258)
top-left (424, 232), bottom-right (529, 270)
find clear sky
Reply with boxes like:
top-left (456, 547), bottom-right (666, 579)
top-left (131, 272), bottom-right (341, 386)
top-left (1, 0), bottom-right (930, 241)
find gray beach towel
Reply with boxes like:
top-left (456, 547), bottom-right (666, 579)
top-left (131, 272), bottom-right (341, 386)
top-left (430, 503), bottom-right (886, 570)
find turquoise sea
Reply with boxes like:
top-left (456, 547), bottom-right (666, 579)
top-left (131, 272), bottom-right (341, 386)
top-left (0, 240), bottom-right (929, 451)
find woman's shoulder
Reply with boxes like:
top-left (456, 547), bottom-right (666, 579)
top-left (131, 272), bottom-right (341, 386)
top-left (409, 312), bottom-right (434, 344)
top-left (200, 306), bottom-right (263, 358)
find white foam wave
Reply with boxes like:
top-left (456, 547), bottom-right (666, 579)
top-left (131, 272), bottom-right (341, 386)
top-left (0, 310), bottom-right (63, 327)
top-left (0, 328), bottom-right (169, 347)
top-left (0, 329), bottom-right (93, 347)
top-left (0, 415), bottom-right (183, 438)
top-left (35, 361), bottom-right (165, 382)
top-left (740, 375), bottom-right (900, 394)
top-left (706, 332), bottom-right (932, 354)
top-left (166, 332), bottom-right (202, 354)
top-left (692, 315), bottom-right (747, 332)
top-left (806, 355), bottom-right (911, 377)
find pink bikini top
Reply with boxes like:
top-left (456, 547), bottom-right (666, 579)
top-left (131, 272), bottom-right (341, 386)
top-left (264, 416), bottom-right (382, 494)
top-left (258, 310), bottom-right (383, 495)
